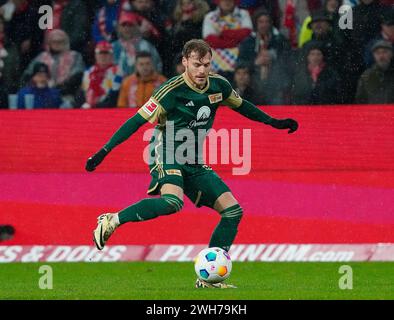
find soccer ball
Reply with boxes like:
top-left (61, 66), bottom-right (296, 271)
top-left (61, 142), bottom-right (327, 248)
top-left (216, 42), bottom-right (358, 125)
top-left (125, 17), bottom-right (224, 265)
top-left (194, 247), bottom-right (232, 283)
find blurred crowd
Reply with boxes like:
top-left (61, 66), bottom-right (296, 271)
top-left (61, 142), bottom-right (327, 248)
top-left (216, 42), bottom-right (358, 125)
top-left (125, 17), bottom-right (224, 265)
top-left (0, 0), bottom-right (393, 109)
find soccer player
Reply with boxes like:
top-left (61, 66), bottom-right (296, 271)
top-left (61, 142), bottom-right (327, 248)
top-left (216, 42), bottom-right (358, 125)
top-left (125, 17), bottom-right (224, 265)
top-left (86, 39), bottom-right (298, 287)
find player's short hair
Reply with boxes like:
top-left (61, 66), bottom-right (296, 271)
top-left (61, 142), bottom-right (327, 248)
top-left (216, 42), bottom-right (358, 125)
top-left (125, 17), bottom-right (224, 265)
top-left (182, 39), bottom-right (212, 60)
top-left (136, 51), bottom-right (153, 61)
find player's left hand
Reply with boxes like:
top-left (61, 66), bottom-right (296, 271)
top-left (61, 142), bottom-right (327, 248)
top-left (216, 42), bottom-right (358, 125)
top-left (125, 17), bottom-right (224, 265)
top-left (269, 118), bottom-right (298, 134)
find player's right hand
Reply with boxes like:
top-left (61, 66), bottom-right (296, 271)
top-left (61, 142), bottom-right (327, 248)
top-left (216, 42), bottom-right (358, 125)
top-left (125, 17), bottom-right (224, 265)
top-left (85, 148), bottom-right (109, 172)
top-left (269, 118), bottom-right (299, 134)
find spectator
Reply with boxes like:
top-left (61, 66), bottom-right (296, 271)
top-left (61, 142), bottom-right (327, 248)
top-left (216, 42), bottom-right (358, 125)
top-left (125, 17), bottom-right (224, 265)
top-left (0, 15), bottom-right (8, 108)
top-left (352, 0), bottom-right (385, 50)
top-left (202, 0), bottom-right (253, 76)
top-left (172, 52), bottom-right (186, 76)
top-left (301, 10), bottom-right (344, 75)
top-left (0, 85), bottom-right (6, 110)
top-left (343, 0), bottom-right (358, 5)
top-left (22, 29), bottom-right (85, 108)
top-left (126, 0), bottom-right (165, 46)
top-left (238, 9), bottom-right (291, 69)
top-left (238, 1), bottom-right (281, 27)
top-left (167, 0), bottom-right (210, 60)
top-left (232, 64), bottom-right (263, 105)
top-left (306, 0), bottom-right (322, 11)
top-left (299, 0), bottom-right (343, 48)
top-left (364, 8), bottom-right (394, 67)
top-left (292, 43), bottom-right (340, 105)
top-left (0, 16), bottom-right (7, 75)
top-left (340, 0), bottom-right (386, 103)
top-left (112, 11), bottom-right (162, 76)
top-left (47, 0), bottom-right (90, 54)
top-left (17, 63), bottom-right (62, 109)
top-left (253, 49), bottom-right (292, 105)
top-left (117, 51), bottom-right (166, 108)
top-left (92, 0), bottom-right (122, 43)
top-left (278, 0), bottom-right (310, 48)
top-left (356, 40), bottom-right (393, 104)
top-left (81, 41), bottom-right (123, 109)
top-left (1, 0), bottom-right (43, 87)
top-left (0, 10), bottom-right (21, 95)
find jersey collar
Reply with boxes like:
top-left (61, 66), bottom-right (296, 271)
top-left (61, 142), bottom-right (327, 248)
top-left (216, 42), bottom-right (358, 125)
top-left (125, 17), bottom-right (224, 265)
top-left (182, 72), bottom-right (210, 94)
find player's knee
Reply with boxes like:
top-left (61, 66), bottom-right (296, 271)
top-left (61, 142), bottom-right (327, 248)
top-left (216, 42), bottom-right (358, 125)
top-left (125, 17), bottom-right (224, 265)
top-left (221, 203), bottom-right (243, 223)
top-left (162, 194), bottom-right (184, 215)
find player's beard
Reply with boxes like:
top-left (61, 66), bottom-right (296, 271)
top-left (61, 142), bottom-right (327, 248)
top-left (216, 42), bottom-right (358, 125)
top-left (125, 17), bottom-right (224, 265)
top-left (189, 71), bottom-right (207, 89)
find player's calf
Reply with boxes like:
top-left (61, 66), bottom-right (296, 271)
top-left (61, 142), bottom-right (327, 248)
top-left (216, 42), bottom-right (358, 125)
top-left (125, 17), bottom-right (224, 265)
top-left (117, 194), bottom-right (184, 224)
top-left (93, 195), bottom-right (184, 250)
top-left (209, 204), bottom-right (243, 252)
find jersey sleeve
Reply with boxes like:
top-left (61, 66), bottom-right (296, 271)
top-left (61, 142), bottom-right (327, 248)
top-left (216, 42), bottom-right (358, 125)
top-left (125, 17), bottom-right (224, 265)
top-left (217, 75), bottom-right (243, 109)
top-left (137, 79), bottom-right (176, 123)
top-left (137, 97), bottom-right (165, 124)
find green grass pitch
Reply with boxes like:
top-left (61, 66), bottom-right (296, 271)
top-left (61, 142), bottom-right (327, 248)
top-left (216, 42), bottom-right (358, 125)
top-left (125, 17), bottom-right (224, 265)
top-left (0, 262), bottom-right (393, 300)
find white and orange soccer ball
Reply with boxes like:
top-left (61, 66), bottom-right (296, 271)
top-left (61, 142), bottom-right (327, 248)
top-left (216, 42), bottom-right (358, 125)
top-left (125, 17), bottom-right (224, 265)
top-left (194, 247), bottom-right (232, 284)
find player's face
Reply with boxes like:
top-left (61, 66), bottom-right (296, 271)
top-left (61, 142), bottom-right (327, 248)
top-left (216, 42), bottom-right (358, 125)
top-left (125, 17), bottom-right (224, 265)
top-left (183, 51), bottom-right (212, 88)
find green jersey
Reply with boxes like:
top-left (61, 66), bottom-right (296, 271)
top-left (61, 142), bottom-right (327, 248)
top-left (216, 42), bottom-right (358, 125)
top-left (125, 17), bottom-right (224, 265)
top-left (137, 73), bottom-right (243, 164)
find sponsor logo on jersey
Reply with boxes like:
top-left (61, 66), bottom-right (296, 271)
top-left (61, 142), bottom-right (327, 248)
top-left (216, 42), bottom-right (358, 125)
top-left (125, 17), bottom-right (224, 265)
top-left (165, 169), bottom-right (182, 176)
top-left (196, 106), bottom-right (211, 121)
top-left (186, 101), bottom-right (195, 107)
top-left (142, 99), bottom-right (158, 116)
top-left (188, 106), bottom-right (211, 128)
top-left (208, 93), bottom-right (223, 104)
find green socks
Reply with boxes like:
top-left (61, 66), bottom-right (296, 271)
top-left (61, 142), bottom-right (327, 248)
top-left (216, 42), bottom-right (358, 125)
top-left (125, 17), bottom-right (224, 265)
top-left (118, 195), bottom-right (242, 253)
top-left (209, 204), bottom-right (243, 252)
top-left (118, 194), bottom-right (184, 224)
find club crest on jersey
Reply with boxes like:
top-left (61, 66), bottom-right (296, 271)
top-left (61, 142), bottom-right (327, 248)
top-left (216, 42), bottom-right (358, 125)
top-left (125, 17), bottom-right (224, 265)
top-left (208, 93), bottom-right (223, 104)
top-left (142, 99), bottom-right (158, 116)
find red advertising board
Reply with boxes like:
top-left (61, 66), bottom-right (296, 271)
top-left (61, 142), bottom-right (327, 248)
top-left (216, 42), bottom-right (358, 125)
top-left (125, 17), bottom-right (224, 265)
top-left (0, 106), bottom-right (393, 250)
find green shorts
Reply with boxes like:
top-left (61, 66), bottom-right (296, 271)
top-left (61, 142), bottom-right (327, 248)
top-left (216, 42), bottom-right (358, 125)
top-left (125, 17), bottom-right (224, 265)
top-left (147, 162), bottom-right (231, 208)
